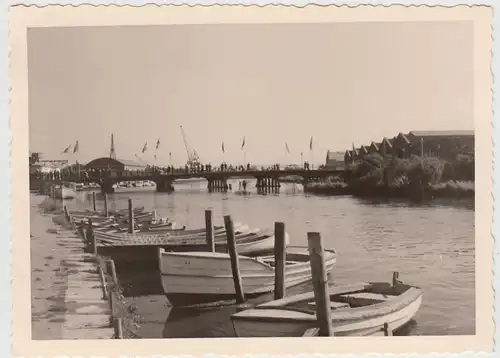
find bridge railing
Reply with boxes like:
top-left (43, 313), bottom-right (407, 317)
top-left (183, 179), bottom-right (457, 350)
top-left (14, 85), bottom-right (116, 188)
top-left (30, 166), bottom-right (345, 183)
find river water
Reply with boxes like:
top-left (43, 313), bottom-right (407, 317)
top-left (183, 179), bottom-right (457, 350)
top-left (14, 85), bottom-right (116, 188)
top-left (67, 179), bottom-right (475, 338)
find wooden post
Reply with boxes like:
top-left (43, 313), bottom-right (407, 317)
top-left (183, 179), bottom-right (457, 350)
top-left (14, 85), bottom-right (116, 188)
top-left (87, 218), bottom-right (97, 255)
top-left (392, 271), bottom-right (400, 287)
top-left (274, 221), bottom-right (286, 300)
top-left (107, 259), bottom-right (118, 315)
top-left (108, 259), bottom-right (118, 287)
top-left (104, 193), bottom-right (109, 217)
top-left (92, 192), bottom-right (97, 211)
top-left (224, 215), bottom-right (245, 303)
top-left (383, 322), bottom-right (393, 336)
top-left (63, 205), bottom-right (70, 222)
top-left (113, 318), bottom-right (123, 339)
top-left (307, 232), bottom-right (333, 337)
top-left (205, 210), bottom-right (215, 252)
top-left (128, 198), bottom-right (135, 234)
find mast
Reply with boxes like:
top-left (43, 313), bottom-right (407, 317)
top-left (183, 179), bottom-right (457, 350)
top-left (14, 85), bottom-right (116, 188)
top-left (110, 133), bottom-right (116, 159)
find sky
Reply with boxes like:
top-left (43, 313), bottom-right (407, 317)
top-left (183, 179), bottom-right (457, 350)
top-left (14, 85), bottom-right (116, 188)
top-left (27, 21), bottom-right (474, 166)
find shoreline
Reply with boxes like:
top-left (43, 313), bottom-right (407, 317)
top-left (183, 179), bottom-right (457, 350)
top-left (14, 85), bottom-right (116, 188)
top-left (30, 193), bottom-right (115, 339)
top-left (303, 181), bottom-right (474, 203)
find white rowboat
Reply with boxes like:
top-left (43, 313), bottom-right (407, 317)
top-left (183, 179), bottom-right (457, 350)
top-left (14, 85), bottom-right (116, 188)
top-left (230, 275), bottom-right (422, 337)
top-left (158, 245), bottom-right (336, 307)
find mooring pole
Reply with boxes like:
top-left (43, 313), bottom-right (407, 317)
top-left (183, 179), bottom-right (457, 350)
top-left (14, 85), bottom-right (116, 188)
top-left (307, 232), bottom-right (333, 337)
top-left (128, 198), bottom-right (135, 234)
top-left (87, 218), bottom-right (97, 255)
top-left (205, 209), bottom-right (215, 252)
top-left (274, 221), bottom-right (286, 300)
top-left (92, 192), bottom-right (97, 212)
top-left (104, 193), bottom-right (109, 217)
top-left (224, 215), bottom-right (245, 303)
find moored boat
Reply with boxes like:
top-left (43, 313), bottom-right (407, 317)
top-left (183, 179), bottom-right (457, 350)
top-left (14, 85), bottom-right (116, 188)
top-left (230, 274), bottom-right (422, 337)
top-left (158, 245), bottom-right (336, 307)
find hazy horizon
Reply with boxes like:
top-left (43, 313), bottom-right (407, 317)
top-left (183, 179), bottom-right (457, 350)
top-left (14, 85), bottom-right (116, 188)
top-left (28, 21), bottom-right (474, 166)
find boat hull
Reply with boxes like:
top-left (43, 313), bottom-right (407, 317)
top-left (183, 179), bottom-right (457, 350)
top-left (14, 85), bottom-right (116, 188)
top-left (231, 289), bottom-right (422, 337)
top-left (159, 247), bottom-right (336, 307)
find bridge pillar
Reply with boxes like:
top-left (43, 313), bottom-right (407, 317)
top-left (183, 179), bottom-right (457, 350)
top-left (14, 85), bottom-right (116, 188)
top-left (156, 179), bottom-right (175, 193)
top-left (100, 181), bottom-right (115, 194)
top-left (207, 179), bottom-right (214, 192)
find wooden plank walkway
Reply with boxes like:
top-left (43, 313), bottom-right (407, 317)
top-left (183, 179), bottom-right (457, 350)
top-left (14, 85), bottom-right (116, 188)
top-left (54, 215), bottom-right (115, 339)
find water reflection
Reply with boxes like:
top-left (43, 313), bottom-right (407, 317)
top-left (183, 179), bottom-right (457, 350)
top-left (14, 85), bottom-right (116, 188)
top-left (67, 182), bottom-right (474, 337)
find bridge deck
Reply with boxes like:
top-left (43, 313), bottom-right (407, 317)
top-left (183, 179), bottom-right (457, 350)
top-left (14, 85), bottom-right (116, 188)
top-left (33, 168), bottom-right (348, 184)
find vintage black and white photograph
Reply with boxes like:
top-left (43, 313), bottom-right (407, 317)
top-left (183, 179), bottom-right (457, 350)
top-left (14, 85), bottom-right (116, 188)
top-left (10, 4), bottom-right (493, 356)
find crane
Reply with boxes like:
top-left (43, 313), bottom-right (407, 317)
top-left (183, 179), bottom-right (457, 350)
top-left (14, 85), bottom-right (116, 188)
top-left (180, 126), bottom-right (201, 167)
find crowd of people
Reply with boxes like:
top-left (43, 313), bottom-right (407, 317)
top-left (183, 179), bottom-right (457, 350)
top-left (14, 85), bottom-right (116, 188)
top-left (31, 160), bottom-right (321, 182)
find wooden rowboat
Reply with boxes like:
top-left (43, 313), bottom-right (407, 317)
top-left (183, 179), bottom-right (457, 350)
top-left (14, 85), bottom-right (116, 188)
top-left (92, 224), bottom-right (252, 244)
top-left (158, 246), bottom-right (335, 307)
top-left (230, 274), bottom-right (422, 337)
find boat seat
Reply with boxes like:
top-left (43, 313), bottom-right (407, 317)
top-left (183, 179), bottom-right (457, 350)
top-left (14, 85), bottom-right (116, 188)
top-left (338, 292), bottom-right (395, 306)
top-left (307, 301), bottom-right (350, 310)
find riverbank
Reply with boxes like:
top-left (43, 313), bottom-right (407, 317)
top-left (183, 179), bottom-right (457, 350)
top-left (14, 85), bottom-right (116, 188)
top-left (304, 180), bottom-right (474, 202)
top-left (30, 193), bottom-right (115, 339)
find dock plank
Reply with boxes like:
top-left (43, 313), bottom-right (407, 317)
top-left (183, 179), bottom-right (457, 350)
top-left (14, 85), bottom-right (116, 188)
top-left (62, 327), bottom-right (115, 340)
top-left (63, 314), bottom-right (111, 330)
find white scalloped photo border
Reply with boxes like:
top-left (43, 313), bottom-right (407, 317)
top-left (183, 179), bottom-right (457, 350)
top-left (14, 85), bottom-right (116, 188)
top-left (4, 2), bottom-right (497, 358)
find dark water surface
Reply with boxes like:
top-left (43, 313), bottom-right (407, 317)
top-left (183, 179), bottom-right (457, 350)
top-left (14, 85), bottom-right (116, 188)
top-left (67, 179), bottom-right (475, 337)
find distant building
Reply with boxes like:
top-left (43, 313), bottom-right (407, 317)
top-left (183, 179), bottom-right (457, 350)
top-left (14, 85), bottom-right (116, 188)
top-left (85, 157), bottom-right (146, 176)
top-left (346, 130), bottom-right (474, 162)
top-left (406, 130), bottom-right (474, 159)
top-left (325, 151), bottom-right (345, 170)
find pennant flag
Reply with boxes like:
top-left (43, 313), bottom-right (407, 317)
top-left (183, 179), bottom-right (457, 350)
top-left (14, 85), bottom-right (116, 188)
top-left (222, 142), bottom-right (225, 153)
top-left (110, 133), bottom-right (116, 159)
top-left (73, 140), bottom-right (79, 153)
top-left (309, 137), bottom-right (313, 151)
top-left (142, 142), bottom-right (148, 153)
top-left (62, 144), bottom-right (72, 154)
top-left (156, 138), bottom-right (160, 150)
top-left (285, 142), bottom-right (291, 154)
top-left (241, 136), bottom-right (246, 150)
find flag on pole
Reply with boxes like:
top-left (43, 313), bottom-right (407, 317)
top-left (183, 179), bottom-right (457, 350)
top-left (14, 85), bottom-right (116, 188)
top-left (222, 142), bottom-right (225, 153)
top-left (61, 144), bottom-right (72, 154)
top-left (156, 138), bottom-right (160, 150)
top-left (309, 137), bottom-right (313, 151)
top-left (241, 136), bottom-right (246, 150)
top-left (73, 140), bottom-right (79, 153)
top-left (285, 142), bottom-right (291, 154)
top-left (142, 142), bottom-right (148, 153)
top-left (110, 133), bottom-right (116, 159)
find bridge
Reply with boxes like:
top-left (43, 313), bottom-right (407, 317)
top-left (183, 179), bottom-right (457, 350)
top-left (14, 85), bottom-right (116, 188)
top-left (31, 168), bottom-right (349, 194)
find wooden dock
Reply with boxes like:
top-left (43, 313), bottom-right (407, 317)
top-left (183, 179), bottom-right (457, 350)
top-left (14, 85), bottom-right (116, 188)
top-left (46, 210), bottom-right (119, 339)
